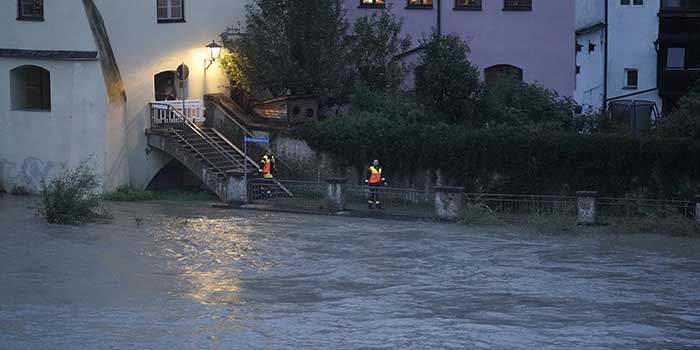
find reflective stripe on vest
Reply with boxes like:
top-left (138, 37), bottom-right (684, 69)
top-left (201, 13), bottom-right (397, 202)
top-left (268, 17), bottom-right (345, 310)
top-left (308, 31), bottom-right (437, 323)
top-left (369, 166), bottom-right (382, 184)
top-left (262, 161), bottom-right (271, 174)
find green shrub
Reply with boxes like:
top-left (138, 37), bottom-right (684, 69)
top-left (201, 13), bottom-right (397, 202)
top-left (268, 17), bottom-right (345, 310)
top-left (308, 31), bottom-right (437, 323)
top-left (104, 185), bottom-right (159, 201)
top-left (415, 32), bottom-right (481, 125)
top-left (298, 117), bottom-right (700, 197)
top-left (461, 199), bottom-right (503, 225)
top-left (658, 84), bottom-right (700, 139)
top-left (479, 78), bottom-right (577, 130)
top-left (37, 160), bottom-right (106, 225)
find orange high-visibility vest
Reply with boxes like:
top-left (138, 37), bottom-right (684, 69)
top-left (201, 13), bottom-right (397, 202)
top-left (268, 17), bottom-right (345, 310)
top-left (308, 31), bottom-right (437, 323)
top-left (368, 166), bottom-right (382, 184)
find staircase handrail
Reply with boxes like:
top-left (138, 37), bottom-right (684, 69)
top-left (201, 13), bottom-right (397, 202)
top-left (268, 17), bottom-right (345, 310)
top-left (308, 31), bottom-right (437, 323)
top-left (151, 102), bottom-right (248, 174)
top-left (209, 99), bottom-right (294, 172)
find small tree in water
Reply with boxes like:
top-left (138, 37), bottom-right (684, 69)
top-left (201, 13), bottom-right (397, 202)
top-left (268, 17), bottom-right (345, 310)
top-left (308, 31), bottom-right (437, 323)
top-left (37, 159), bottom-right (106, 225)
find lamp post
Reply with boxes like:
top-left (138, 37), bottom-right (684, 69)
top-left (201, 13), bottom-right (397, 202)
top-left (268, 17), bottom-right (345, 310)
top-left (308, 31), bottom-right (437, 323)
top-left (205, 40), bottom-right (222, 70)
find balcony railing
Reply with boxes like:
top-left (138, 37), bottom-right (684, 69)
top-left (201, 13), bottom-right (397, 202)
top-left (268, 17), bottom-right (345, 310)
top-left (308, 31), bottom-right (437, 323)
top-left (149, 100), bottom-right (205, 126)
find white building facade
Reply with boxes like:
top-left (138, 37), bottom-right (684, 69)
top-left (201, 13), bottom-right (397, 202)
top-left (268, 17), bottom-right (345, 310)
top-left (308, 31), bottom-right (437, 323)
top-left (0, 0), bottom-right (246, 193)
top-left (575, 0), bottom-right (662, 117)
top-left (575, 0), bottom-right (605, 112)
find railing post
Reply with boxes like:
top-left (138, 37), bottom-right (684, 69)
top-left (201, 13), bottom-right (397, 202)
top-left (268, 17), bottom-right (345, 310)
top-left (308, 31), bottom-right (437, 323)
top-left (576, 191), bottom-right (598, 225)
top-left (694, 195), bottom-right (700, 227)
top-left (434, 186), bottom-right (465, 221)
top-left (226, 174), bottom-right (248, 204)
top-left (326, 178), bottom-right (347, 213)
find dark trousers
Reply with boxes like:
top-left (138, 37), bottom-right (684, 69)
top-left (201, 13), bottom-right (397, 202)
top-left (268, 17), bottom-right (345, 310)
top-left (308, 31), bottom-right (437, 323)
top-left (368, 183), bottom-right (381, 204)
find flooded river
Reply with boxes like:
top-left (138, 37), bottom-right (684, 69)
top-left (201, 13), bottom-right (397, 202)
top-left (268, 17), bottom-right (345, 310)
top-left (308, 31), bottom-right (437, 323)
top-left (1, 197), bottom-right (699, 349)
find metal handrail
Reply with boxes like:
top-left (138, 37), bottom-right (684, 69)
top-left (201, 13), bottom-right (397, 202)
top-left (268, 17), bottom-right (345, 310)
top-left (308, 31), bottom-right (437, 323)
top-left (151, 102), bottom-right (247, 175)
top-left (209, 99), bottom-right (294, 172)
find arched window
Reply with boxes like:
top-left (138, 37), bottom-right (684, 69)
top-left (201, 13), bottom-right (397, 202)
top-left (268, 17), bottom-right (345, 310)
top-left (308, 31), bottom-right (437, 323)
top-left (154, 71), bottom-right (178, 101)
top-left (10, 65), bottom-right (51, 111)
top-left (484, 64), bottom-right (523, 84)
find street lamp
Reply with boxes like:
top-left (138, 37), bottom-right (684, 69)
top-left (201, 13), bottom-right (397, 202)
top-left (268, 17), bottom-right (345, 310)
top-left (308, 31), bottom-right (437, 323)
top-left (205, 40), bottom-right (222, 70)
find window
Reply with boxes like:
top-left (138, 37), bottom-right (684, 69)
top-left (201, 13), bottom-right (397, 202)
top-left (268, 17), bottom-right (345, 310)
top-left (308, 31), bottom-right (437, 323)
top-left (576, 66), bottom-right (581, 75)
top-left (484, 65), bottom-right (524, 83)
top-left (360, 0), bottom-right (385, 8)
top-left (687, 47), bottom-right (700, 69)
top-left (624, 68), bottom-right (638, 89)
top-left (157, 0), bottom-right (184, 23)
top-left (620, 0), bottom-right (643, 5)
top-left (10, 65), bottom-right (51, 111)
top-left (407, 0), bottom-right (432, 8)
top-left (667, 48), bottom-right (685, 69)
top-left (504, 0), bottom-right (532, 10)
top-left (17, 0), bottom-right (44, 21)
top-left (455, 0), bottom-right (482, 10)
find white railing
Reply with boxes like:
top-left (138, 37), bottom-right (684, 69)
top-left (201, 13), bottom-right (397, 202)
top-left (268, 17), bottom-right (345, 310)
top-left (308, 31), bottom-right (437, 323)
top-left (150, 100), bottom-right (205, 125)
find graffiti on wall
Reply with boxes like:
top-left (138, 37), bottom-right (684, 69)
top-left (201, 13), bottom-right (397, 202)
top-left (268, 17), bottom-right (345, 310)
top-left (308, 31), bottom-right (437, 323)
top-left (0, 157), bottom-right (60, 193)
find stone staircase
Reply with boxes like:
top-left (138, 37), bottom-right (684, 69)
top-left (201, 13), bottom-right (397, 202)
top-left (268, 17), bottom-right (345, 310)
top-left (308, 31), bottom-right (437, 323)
top-left (146, 125), bottom-right (251, 203)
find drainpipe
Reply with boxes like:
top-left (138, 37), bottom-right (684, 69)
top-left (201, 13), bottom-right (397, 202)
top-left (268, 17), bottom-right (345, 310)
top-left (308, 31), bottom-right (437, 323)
top-left (437, 0), bottom-right (442, 35)
top-left (603, 0), bottom-right (609, 114)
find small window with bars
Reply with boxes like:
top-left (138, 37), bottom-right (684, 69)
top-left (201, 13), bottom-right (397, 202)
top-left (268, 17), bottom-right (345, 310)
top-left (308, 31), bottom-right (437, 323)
top-left (17, 0), bottom-right (44, 21)
top-left (504, 0), bottom-right (532, 10)
top-left (455, 0), bottom-right (482, 10)
top-left (157, 0), bottom-right (185, 23)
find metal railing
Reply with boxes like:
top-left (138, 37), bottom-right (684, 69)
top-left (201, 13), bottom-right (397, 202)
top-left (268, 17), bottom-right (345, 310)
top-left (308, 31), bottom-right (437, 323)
top-left (150, 100), bottom-right (205, 124)
top-left (465, 193), bottom-right (577, 216)
top-left (149, 103), bottom-right (246, 175)
top-left (208, 98), bottom-right (294, 173)
top-left (597, 197), bottom-right (693, 218)
top-left (248, 179), bottom-right (323, 211)
top-left (345, 185), bottom-right (435, 218)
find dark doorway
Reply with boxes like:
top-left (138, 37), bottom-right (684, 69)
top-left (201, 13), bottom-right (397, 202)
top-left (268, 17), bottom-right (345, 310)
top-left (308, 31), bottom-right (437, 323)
top-left (147, 159), bottom-right (208, 192)
top-left (154, 71), bottom-right (178, 101)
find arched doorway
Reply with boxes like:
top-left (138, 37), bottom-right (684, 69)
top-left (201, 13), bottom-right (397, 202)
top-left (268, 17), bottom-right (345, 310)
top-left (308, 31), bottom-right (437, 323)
top-left (146, 159), bottom-right (209, 192)
top-left (484, 64), bottom-right (523, 84)
top-left (154, 71), bottom-right (178, 101)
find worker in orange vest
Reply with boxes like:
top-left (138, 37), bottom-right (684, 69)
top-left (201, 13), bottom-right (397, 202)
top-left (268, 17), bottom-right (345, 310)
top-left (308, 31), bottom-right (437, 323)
top-left (365, 159), bottom-right (386, 209)
top-left (259, 152), bottom-right (276, 179)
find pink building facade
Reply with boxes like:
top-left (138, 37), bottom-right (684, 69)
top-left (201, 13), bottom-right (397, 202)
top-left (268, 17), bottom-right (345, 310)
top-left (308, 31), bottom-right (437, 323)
top-left (344, 0), bottom-right (575, 97)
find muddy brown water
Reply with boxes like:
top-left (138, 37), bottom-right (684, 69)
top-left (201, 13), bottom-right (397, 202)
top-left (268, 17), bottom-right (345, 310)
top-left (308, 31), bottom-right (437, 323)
top-left (1, 196), bottom-right (699, 349)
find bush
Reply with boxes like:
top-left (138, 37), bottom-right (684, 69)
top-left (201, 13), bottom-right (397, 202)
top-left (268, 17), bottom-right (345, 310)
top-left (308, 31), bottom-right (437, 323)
top-left (298, 115), bottom-right (700, 197)
top-left (103, 185), bottom-right (159, 201)
top-left (658, 84), bottom-right (700, 139)
top-left (479, 78), bottom-right (577, 130)
top-left (37, 160), bottom-right (106, 225)
top-left (415, 32), bottom-right (481, 125)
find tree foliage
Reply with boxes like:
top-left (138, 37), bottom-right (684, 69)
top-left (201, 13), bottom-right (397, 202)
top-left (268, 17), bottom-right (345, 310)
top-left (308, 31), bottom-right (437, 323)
top-left (658, 84), bottom-right (700, 139)
top-left (349, 9), bottom-right (411, 90)
top-left (415, 32), bottom-right (481, 125)
top-left (224, 0), bottom-right (351, 100)
top-left (480, 78), bottom-right (577, 129)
